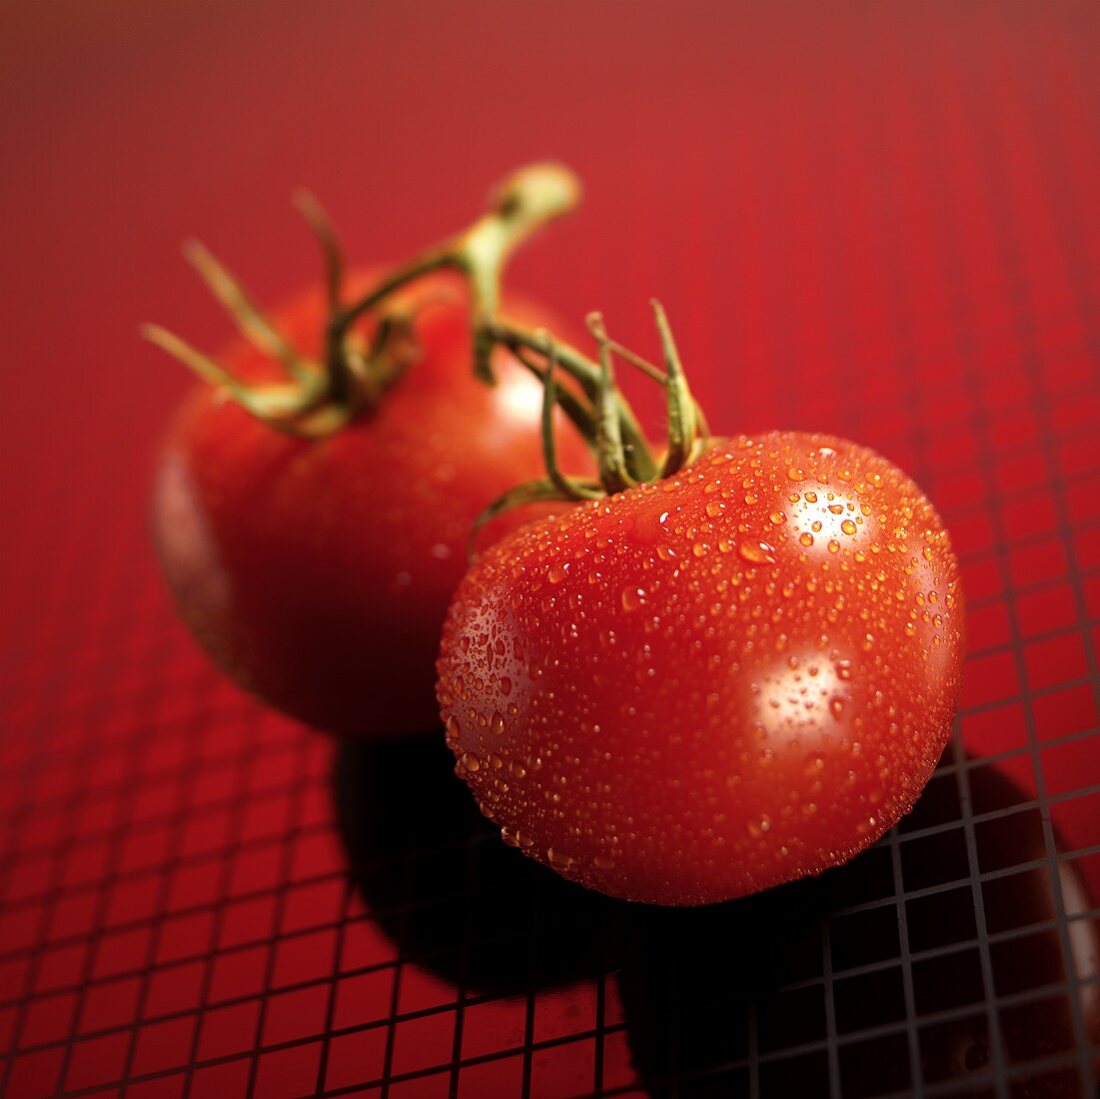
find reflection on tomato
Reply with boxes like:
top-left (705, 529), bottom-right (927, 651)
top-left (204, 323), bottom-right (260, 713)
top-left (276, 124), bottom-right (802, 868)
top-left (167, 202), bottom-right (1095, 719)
top-left (438, 432), bottom-right (965, 904)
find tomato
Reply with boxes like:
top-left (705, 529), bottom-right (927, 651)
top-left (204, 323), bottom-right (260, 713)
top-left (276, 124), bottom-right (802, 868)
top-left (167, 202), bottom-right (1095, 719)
top-left (153, 271), bottom-right (590, 737)
top-left (437, 432), bottom-right (965, 905)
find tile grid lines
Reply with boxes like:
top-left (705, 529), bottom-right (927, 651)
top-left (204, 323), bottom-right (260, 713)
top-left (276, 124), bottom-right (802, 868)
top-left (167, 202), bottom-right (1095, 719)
top-left (4, 786), bottom-right (1099, 1033)
top-left (819, 918), bottom-right (842, 1099)
top-left (519, 874), bottom-right (544, 1099)
top-left (878, 35), bottom-right (961, 1094)
top-left (0, 612), bottom-right (181, 1097)
top-left (15, 891), bottom-right (1100, 1078)
top-left (885, 822), bottom-right (922, 1097)
top-left (921, 25), bottom-right (1018, 1095)
top-left (313, 874), bottom-right (357, 1099)
top-left (50, 628), bottom-right (190, 1098)
top-left (243, 733), bottom-right (316, 1099)
top-left (40, 973), bottom-right (1100, 1099)
top-left (1025, 19), bottom-right (1100, 1099)
top-left (6, 36), bottom-right (1100, 1099)
top-left (375, 823), bottom-right (423, 1099)
top-left (445, 816), bottom-right (483, 1099)
top-left (0, 731), bottom-right (107, 1099)
top-left (114, 685), bottom-right (234, 1097)
top-left (179, 707), bottom-right (266, 1099)
top-left (973, 23), bottom-right (1097, 1093)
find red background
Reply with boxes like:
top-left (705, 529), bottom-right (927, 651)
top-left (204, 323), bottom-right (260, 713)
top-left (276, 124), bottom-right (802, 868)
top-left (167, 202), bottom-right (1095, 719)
top-left (2, 2), bottom-right (1099, 1097)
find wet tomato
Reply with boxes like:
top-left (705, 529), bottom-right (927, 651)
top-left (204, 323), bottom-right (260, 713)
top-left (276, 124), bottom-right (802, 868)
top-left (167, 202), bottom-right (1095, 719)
top-left (153, 272), bottom-right (588, 737)
top-left (437, 432), bottom-right (965, 905)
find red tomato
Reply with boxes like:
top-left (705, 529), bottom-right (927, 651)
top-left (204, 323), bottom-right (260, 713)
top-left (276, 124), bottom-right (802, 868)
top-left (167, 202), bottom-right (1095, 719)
top-left (437, 432), bottom-right (965, 905)
top-left (153, 271), bottom-right (589, 737)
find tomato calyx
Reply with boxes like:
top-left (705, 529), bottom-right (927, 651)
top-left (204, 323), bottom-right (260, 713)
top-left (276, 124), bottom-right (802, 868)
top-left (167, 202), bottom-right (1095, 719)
top-left (143, 163), bottom-right (581, 438)
top-left (471, 301), bottom-right (711, 540)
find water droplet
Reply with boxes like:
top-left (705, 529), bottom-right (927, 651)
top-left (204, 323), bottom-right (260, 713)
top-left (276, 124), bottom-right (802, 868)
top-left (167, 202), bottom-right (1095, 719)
top-left (841, 519), bottom-right (858, 536)
top-left (827, 539), bottom-right (840, 554)
top-left (788, 467), bottom-right (805, 481)
top-left (621, 587), bottom-right (644, 612)
top-left (862, 633), bottom-right (875, 651)
top-left (593, 854), bottom-right (616, 870)
top-left (706, 501), bottom-right (724, 518)
top-left (835, 659), bottom-right (853, 680)
top-left (799, 531), bottom-right (814, 547)
top-left (547, 848), bottom-right (576, 871)
top-left (769, 511), bottom-right (786, 525)
top-left (830, 698), bottom-right (845, 720)
top-left (459, 750), bottom-right (481, 773)
top-left (804, 491), bottom-right (818, 503)
top-left (490, 711), bottom-right (505, 735)
top-left (548, 562), bottom-right (568, 584)
top-left (739, 540), bottom-right (777, 565)
top-left (445, 715), bottom-right (461, 745)
top-left (499, 676), bottom-right (512, 696)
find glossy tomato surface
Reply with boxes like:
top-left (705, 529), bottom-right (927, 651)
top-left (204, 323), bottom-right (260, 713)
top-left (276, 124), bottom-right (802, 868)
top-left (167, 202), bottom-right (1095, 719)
top-left (437, 432), bottom-right (966, 905)
top-left (153, 271), bottom-right (589, 737)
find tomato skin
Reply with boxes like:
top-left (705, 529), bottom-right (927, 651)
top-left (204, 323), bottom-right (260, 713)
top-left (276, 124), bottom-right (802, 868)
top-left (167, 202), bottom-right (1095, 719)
top-left (437, 433), bottom-right (965, 905)
top-left (152, 271), bottom-right (588, 737)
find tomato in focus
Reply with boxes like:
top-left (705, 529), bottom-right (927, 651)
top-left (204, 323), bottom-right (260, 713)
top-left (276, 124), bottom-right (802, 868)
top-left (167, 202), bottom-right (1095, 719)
top-left (436, 432), bottom-right (965, 905)
top-left (153, 271), bottom-right (589, 737)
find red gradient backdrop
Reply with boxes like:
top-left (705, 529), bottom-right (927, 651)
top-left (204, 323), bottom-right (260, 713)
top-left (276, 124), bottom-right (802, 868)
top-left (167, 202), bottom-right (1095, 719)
top-left (1, 3), bottom-right (1098, 1098)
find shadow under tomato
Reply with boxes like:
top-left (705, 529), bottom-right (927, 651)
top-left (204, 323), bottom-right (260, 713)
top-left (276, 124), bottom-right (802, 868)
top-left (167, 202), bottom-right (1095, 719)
top-left (332, 733), bottom-right (628, 997)
top-left (615, 753), bottom-right (1100, 1099)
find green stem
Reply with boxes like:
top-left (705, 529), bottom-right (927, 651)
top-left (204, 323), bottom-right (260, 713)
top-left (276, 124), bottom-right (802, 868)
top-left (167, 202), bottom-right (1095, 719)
top-left (482, 318), bottom-right (658, 484)
top-left (331, 163), bottom-right (581, 391)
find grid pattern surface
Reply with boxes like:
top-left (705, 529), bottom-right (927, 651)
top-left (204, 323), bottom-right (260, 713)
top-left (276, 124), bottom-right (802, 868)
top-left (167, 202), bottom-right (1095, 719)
top-left (2, 3), bottom-right (1099, 1098)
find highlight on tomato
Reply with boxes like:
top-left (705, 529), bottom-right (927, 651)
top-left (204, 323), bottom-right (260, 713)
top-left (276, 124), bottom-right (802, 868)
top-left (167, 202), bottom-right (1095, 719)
top-left (146, 165), bottom-right (589, 737)
top-left (437, 280), bottom-right (966, 906)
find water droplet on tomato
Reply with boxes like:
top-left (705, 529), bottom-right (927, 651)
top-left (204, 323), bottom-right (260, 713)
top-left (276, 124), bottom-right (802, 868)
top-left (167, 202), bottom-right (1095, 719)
top-left (547, 848), bottom-right (576, 871)
top-left (739, 539), bottom-right (777, 564)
